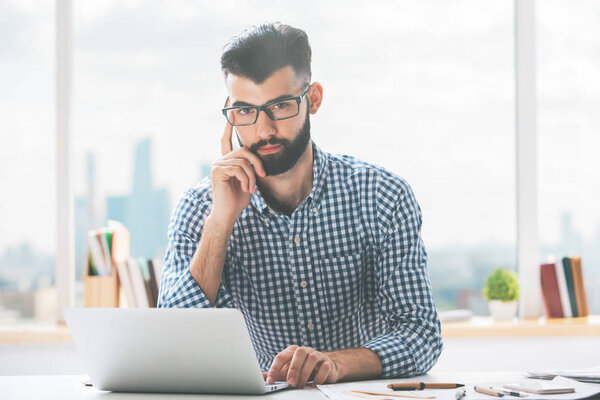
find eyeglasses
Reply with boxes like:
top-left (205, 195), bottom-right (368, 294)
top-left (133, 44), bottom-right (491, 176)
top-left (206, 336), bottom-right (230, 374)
top-left (222, 84), bottom-right (310, 126)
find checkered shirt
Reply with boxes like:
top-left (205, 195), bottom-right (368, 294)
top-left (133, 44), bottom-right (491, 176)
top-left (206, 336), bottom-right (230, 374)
top-left (158, 141), bottom-right (443, 377)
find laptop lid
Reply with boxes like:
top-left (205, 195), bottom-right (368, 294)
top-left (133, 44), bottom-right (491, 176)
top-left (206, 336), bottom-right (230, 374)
top-left (64, 308), bottom-right (287, 394)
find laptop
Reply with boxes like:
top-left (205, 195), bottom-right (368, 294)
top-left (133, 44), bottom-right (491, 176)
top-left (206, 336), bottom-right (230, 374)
top-left (63, 307), bottom-right (290, 394)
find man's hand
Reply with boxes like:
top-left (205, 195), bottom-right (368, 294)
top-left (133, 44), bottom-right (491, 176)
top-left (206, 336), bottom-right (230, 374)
top-left (266, 345), bottom-right (340, 388)
top-left (210, 121), bottom-right (266, 224)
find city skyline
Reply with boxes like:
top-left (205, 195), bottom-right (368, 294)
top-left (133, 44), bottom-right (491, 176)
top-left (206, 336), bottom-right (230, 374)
top-left (1, 135), bottom-right (599, 318)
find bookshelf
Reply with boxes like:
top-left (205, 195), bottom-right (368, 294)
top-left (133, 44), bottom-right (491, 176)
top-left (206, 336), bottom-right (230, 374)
top-left (2, 316), bottom-right (599, 344)
top-left (84, 222), bottom-right (162, 308)
top-left (442, 315), bottom-right (600, 337)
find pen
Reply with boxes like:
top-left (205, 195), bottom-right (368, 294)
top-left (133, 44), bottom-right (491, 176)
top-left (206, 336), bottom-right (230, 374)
top-left (455, 387), bottom-right (467, 400)
top-left (388, 383), bottom-right (465, 391)
top-left (490, 388), bottom-right (528, 397)
top-left (474, 386), bottom-right (504, 397)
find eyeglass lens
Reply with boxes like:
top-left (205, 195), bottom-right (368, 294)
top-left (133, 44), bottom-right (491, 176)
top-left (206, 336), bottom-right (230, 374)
top-left (226, 99), bottom-right (299, 125)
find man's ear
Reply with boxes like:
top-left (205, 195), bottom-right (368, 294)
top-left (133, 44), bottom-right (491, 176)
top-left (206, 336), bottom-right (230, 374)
top-left (307, 82), bottom-right (323, 114)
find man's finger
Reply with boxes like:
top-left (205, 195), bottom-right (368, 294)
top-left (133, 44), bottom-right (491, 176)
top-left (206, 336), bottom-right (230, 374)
top-left (266, 346), bottom-right (296, 384)
top-left (221, 120), bottom-right (234, 156)
top-left (217, 159), bottom-right (257, 193)
top-left (218, 166), bottom-right (250, 192)
top-left (240, 148), bottom-right (266, 177)
top-left (311, 361), bottom-right (332, 387)
top-left (223, 148), bottom-right (266, 177)
top-left (297, 350), bottom-right (321, 388)
top-left (286, 347), bottom-right (310, 387)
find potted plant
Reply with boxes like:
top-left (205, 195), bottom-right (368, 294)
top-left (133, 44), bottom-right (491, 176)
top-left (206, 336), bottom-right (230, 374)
top-left (483, 268), bottom-right (519, 320)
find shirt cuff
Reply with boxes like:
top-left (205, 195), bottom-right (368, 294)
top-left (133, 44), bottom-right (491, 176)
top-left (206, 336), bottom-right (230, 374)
top-left (159, 268), bottom-right (232, 309)
top-left (362, 333), bottom-right (416, 378)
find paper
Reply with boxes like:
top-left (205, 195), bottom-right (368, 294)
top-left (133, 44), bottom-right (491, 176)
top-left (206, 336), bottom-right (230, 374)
top-left (317, 377), bottom-right (600, 400)
top-left (526, 365), bottom-right (600, 384)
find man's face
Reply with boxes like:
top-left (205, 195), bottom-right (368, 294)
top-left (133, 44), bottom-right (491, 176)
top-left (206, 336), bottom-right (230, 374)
top-left (225, 66), bottom-right (312, 176)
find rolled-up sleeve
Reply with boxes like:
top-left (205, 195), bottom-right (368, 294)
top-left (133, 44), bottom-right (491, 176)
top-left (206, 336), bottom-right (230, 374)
top-left (157, 187), bottom-right (234, 309)
top-left (362, 182), bottom-right (443, 377)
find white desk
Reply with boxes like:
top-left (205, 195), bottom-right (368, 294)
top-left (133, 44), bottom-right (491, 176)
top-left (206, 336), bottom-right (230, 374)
top-left (0, 371), bottom-right (524, 400)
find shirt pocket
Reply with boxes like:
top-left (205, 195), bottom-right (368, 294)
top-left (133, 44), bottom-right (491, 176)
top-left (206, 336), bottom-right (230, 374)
top-left (316, 251), bottom-right (364, 321)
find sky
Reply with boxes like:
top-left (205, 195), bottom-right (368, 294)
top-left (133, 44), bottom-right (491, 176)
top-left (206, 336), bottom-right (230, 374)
top-left (1, 0), bottom-right (599, 257)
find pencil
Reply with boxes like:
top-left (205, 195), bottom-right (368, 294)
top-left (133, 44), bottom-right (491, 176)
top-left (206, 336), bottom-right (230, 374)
top-left (388, 383), bottom-right (465, 391)
top-left (474, 386), bottom-right (504, 397)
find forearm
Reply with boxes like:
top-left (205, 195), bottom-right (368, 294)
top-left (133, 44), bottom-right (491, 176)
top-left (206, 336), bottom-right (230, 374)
top-left (189, 214), bottom-right (235, 306)
top-left (326, 347), bottom-right (383, 382)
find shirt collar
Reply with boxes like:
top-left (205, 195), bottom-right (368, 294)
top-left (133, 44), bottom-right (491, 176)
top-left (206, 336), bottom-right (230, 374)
top-left (250, 140), bottom-right (329, 215)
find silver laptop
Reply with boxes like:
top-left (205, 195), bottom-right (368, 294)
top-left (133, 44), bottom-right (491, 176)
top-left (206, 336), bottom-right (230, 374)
top-left (63, 308), bottom-right (290, 394)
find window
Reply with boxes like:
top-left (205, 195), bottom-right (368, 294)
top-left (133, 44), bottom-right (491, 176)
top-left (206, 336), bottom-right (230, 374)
top-left (6, 1), bottom-right (593, 324)
top-left (309, 2), bottom-right (516, 313)
top-left (537, 0), bottom-right (600, 313)
top-left (71, 0), bottom-right (515, 313)
top-left (0, 1), bottom-right (56, 323)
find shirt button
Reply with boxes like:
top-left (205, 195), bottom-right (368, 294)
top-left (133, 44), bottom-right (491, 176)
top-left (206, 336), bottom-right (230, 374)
top-left (300, 280), bottom-right (307, 288)
top-left (262, 218), bottom-right (269, 226)
top-left (312, 207), bottom-right (318, 214)
top-left (294, 236), bottom-right (301, 245)
top-left (307, 321), bottom-right (314, 330)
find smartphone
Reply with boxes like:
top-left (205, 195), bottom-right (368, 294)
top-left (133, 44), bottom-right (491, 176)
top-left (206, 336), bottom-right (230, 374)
top-left (232, 128), bottom-right (243, 151)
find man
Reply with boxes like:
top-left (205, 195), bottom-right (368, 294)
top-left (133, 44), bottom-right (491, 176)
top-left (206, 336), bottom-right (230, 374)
top-left (158, 22), bottom-right (442, 388)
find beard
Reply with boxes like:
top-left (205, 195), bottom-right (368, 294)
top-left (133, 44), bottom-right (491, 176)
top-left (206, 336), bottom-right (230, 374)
top-left (246, 111), bottom-right (311, 176)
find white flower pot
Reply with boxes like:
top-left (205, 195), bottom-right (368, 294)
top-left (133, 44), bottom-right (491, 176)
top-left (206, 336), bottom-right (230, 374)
top-left (488, 300), bottom-right (518, 320)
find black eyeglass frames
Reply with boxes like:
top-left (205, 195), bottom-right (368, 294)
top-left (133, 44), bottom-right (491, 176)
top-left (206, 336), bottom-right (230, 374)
top-left (221, 84), bottom-right (310, 126)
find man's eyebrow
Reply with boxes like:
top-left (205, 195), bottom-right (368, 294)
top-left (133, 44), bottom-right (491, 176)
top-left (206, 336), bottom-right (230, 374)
top-left (231, 93), bottom-right (295, 107)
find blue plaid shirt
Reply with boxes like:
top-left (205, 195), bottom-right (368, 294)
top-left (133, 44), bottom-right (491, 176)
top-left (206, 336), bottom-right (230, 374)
top-left (158, 142), bottom-right (443, 377)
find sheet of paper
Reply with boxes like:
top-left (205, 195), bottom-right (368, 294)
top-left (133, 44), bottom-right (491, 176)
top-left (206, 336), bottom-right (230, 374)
top-left (526, 365), bottom-right (600, 383)
top-left (317, 377), bottom-right (600, 400)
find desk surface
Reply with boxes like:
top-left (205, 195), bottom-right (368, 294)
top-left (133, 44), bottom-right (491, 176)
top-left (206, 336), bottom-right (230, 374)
top-left (1, 371), bottom-right (524, 400)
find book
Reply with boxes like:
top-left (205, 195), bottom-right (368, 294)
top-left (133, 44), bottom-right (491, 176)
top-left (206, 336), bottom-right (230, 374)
top-left (570, 257), bottom-right (589, 317)
top-left (87, 250), bottom-right (98, 276)
top-left (554, 260), bottom-right (572, 318)
top-left (110, 223), bottom-right (130, 264)
top-left (138, 258), bottom-right (155, 307)
top-left (504, 382), bottom-right (574, 394)
top-left (540, 263), bottom-right (563, 318)
top-left (562, 257), bottom-right (579, 317)
top-left (87, 231), bottom-right (109, 276)
top-left (96, 230), bottom-right (112, 276)
top-left (151, 258), bottom-right (163, 283)
top-left (147, 259), bottom-right (160, 308)
top-left (128, 257), bottom-right (150, 308)
top-left (115, 260), bottom-right (136, 308)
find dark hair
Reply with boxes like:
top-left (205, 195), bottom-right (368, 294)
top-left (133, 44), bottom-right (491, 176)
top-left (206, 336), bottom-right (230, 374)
top-left (221, 22), bottom-right (311, 85)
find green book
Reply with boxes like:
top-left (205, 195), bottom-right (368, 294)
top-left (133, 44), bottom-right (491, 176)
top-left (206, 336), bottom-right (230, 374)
top-left (561, 256), bottom-right (578, 317)
top-left (87, 250), bottom-right (98, 276)
top-left (105, 232), bottom-right (113, 259)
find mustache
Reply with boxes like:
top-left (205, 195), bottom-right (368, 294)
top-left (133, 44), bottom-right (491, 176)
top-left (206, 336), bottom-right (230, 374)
top-left (249, 137), bottom-right (290, 153)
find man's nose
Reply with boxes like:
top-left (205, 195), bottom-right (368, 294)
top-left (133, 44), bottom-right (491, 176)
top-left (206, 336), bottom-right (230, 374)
top-left (255, 109), bottom-right (276, 140)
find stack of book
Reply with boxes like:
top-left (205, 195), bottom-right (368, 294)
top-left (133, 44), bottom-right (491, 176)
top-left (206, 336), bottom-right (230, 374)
top-left (116, 258), bottom-right (163, 308)
top-left (86, 221), bottom-right (163, 308)
top-left (540, 257), bottom-right (589, 318)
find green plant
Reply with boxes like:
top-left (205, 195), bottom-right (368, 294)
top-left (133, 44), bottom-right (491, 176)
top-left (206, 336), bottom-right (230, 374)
top-left (483, 268), bottom-right (519, 301)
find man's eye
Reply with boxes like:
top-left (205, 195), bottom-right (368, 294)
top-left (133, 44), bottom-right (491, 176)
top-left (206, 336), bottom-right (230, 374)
top-left (237, 108), bottom-right (255, 115)
top-left (272, 102), bottom-right (290, 110)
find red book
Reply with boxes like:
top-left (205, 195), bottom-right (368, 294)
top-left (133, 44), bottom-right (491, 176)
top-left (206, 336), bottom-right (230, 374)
top-left (540, 263), bottom-right (564, 318)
